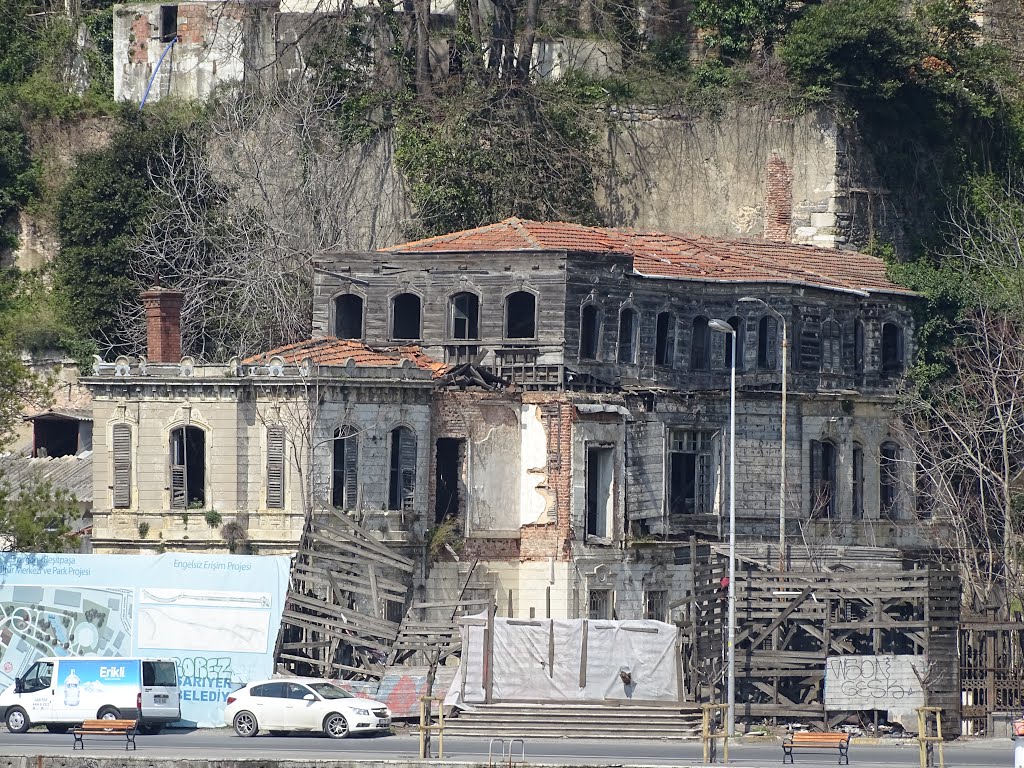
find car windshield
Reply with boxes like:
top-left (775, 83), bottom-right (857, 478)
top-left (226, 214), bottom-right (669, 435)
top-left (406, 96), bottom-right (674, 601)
top-left (307, 682), bottom-right (354, 700)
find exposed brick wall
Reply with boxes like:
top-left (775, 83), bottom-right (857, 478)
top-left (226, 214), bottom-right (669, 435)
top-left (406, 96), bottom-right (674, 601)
top-left (130, 15), bottom-right (150, 64)
top-left (520, 395), bottom-right (575, 562)
top-left (764, 152), bottom-right (794, 243)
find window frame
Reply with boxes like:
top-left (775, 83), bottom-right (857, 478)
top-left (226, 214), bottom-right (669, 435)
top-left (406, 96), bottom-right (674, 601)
top-left (333, 293), bottom-right (365, 340)
top-left (169, 424), bottom-right (207, 510)
top-left (388, 425), bottom-right (417, 511)
top-left (331, 425), bottom-right (359, 510)
top-left (504, 290), bottom-right (538, 340)
top-left (691, 317), bottom-right (711, 371)
top-left (390, 291), bottom-right (423, 341)
top-left (617, 306), bottom-right (639, 364)
top-left (579, 303), bottom-right (601, 360)
top-left (449, 291), bottom-right (480, 340)
top-left (667, 429), bottom-right (717, 516)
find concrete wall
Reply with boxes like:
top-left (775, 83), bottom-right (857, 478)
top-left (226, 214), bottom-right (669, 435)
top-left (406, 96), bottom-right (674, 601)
top-left (599, 103), bottom-right (904, 251)
top-left (113, 2), bottom-right (276, 104)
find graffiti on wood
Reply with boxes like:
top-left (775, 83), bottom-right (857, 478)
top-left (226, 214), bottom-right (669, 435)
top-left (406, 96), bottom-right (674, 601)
top-left (824, 655), bottom-right (926, 711)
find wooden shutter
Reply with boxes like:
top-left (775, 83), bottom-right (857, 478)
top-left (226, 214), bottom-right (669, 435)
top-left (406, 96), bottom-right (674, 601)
top-left (266, 426), bottom-right (285, 509)
top-left (112, 423), bottom-right (132, 509)
top-left (400, 429), bottom-right (417, 511)
top-left (809, 439), bottom-right (823, 518)
top-left (343, 432), bottom-right (359, 510)
top-left (170, 465), bottom-right (186, 509)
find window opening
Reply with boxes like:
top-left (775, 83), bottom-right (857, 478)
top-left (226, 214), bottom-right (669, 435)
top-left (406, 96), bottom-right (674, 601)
top-left (580, 304), bottom-right (600, 360)
top-left (450, 292), bottom-right (479, 340)
top-left (881, 322), bottom-right (904, 377)
top-left (691, 317), bottom-right (710, 370)
top-left (585, 445), bottom-right (614, 539)
top-left (505, 291), bottom-right (536, 338)
top-left (266, 425), bottom-right (285, 509)
top-left (852, 442), bottom-right (864, 520)
top-left (655, 312), bottom-right (674, 366)
top-left (668, 429), bottom-right (716, 515)
top-left (588, 589), bottom-right (613, 620)
top-left (112, 423), bottom-right (132, 509)
top-left (617, 308), bottom-right (637, 363)
top-left (800, 318), bottom-right (822, 371)
top-left (644, 590), bottom-right (668, 622)
top-left (388, 426), bottom-right (417, 511)
top-left (880, 441), bottom-right (901, 519)
top-left (142, 661), bottom-right (177, 686)
top-left (915, 462), bottom-right (933, 519)
top-left (435, 437), bottom-right (464, 524)
top-left (331, 426), bottom-right (358, 510)
top-left (391, 293), bottom-right (421, 340)
top-left (170, 425), bottom-right (205, 509)
top-left (809, 439), bottom-right (837, 518)
top-left (757, 315), bottom-right (778, 370)
top-left (854, 320), bottom-right (865, 374)
top-left (159, 5), bottom-right (178, 43)
top-left (33, 417), bottom-right (79, 458)
top-left (821, 318), bottom-right (842, 374)
top-left (334, 294), bottom-right (364, 339)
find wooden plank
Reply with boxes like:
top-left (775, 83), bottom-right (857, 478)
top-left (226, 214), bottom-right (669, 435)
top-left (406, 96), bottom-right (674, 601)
top-left (308, 531), bottom-right (415, 574)
top-left (368, 564), bottom-right (382, 619)
top-left (318, 513), bottom-right (416, 568)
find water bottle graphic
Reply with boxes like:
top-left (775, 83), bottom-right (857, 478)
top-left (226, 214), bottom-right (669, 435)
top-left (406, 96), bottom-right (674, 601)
top-left (63, 670), bottom-right (80, 707)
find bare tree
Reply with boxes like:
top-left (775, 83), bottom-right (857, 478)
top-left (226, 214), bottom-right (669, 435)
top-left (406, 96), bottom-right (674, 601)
top-left (900, 309), bottom-right (1024, 614)
top-left (118, 75), bottom-right (410, 361)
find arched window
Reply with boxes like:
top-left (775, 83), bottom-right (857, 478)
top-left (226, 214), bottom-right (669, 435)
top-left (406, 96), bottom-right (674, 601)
top-left (724, 316), bottom-right (744, 370)
top-left (800, 320), bottom-right (821, 371)
top-left (881, 322), bottom-right (904, 377)
top-left (880, 440), bottom-right (901, 519)
top-left (391, 293), bottom-right (421, 341)
top-left (809, 439), bottom-right (837, 519)
top-left (332, 426), bottom-right (359, 510)
top-left (691, 317), bottom-right (710, 371)
top-left (505, 291), bottom-right (536, 338)
top-left (579, 304), bottom-right (600, 360)
top-left (821, 318), bottom-right (842, 374)
top-left (170, 425), bottom-right (206, 509)
top-left (388, 426), bottom-right (417, 511)
top-left (617, 307), bottom-right (638, 363)
top-left (757, 315), bottom-right (777, 370)
top-left (450, 292), bottom-right (479, 340)
top-left (655, 312), bottom-right (674, 366)
top-left (334, 294), bottom-right (364, 339)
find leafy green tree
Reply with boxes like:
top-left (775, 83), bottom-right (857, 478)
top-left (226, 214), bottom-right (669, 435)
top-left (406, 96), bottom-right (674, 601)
top-left (54, 108), bottom-right (196, 352)
top-left (0, 474), bottom-right (77, 553)
top-left (690, 0), bottom-right (789, 60)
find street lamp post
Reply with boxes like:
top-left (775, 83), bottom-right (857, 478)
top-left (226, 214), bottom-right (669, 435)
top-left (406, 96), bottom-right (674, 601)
top-left (708, 318), bottom-right (736, 737)
top-left (739, 297), bottom-right (788, 572)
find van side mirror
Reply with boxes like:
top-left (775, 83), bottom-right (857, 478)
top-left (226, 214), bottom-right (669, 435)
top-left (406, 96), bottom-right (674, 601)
top-left (14, 678), bottom-right (23, 694)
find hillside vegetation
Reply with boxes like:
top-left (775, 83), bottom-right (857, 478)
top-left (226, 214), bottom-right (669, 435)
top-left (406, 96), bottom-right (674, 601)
top-left (0, 0), bottom-right (1021, 364)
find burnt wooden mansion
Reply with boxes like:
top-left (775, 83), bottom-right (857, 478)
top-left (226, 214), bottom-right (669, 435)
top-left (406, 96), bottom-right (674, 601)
top-left (85, 219), bottom-right (976, 731)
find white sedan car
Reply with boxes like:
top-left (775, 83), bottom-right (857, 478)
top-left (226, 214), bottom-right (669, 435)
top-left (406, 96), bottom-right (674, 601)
top-left (225, 678), bottom-right (391, 738)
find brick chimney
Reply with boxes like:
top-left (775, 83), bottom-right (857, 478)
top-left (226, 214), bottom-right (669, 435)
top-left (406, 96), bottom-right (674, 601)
top-left (141, 287), bottom-right (184, 363)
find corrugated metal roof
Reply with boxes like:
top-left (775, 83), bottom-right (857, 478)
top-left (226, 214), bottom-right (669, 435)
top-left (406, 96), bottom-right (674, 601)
top-left (0, 451), bottom-right (93, 503)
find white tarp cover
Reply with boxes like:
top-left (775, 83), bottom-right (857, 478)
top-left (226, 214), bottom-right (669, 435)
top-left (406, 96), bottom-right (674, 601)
top-left (446, 616), bottom-right (681, 705)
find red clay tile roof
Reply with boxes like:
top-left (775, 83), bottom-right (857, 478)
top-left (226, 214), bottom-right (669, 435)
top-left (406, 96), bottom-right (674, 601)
top-left (384, 218), bottom-right (914, 297)
top-left (246, 338), bottom-right (449, 378)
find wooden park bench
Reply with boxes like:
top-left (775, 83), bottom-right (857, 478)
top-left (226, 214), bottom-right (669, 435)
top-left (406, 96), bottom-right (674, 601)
top-left (72, 719), bottom-right (138, 750)
top-left (782, 731), bottom-right (850, 764)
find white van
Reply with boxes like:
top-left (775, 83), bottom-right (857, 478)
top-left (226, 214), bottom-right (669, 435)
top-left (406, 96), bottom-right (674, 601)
top-left (0, 657), bottom-right (180, 734)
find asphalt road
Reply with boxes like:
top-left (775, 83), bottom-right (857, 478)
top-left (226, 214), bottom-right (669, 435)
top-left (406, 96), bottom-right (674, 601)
top-left (0, 728), bottom-right (1015, 767)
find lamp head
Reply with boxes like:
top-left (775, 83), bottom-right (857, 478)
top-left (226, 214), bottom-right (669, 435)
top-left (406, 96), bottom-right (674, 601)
top-left (708, 318), bottom-right (735, 334)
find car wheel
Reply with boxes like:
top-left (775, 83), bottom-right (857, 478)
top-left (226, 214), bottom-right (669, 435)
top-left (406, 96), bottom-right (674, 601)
top-left (323, 712), bottom-right (349, 739)
top-left (233, 710), bottom-right (259, 738)
top-left (269, 730), bottom-right (289, 737)
top-left (45, 724), bottom-right (70, 734)
top-left (138, 723), bottom-right (163, 735)
top-left (97, 707), bottom-right (120, 720)
top-left (6, 707), bottom-right (29, 734)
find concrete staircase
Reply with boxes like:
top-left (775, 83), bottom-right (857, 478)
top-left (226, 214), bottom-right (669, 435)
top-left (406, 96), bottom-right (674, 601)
top-left (443, 702), bottom-right (704, 740)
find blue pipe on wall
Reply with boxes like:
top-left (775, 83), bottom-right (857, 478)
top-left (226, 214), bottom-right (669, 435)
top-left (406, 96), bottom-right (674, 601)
top-left (139, 36), bottom-right (178, 110)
